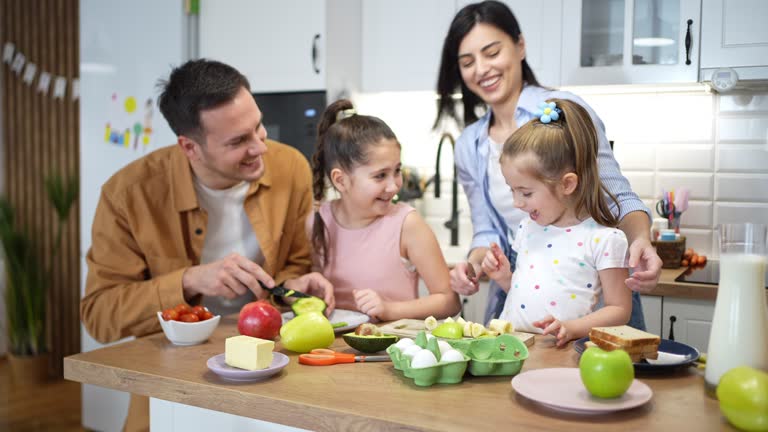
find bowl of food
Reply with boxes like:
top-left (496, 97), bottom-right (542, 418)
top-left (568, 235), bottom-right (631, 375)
top-left (157, 304), bottom-right (220, 346)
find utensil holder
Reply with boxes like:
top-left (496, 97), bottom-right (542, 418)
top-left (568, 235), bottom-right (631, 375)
top-left (652, 236), bottom-right (686, 268)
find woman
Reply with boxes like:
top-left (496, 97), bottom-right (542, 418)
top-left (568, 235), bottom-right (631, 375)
top-left (434, 0), bottom-right (662, 328)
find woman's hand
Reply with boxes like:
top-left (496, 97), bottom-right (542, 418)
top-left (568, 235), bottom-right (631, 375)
top-left (481, 242), bottom-right (512, 291)
top-left (625, 237), bottom-right (663, 294)
top-left (284, 272), bottom-right (336, 316)
top-left (353, 289), bottom-right (388, 322)
top-left (533, 315), bottom-right (574, 347)
top-left (449, 262), bottom-right (480, 296)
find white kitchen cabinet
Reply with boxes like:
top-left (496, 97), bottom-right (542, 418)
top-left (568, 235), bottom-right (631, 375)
top-left (640, 295), bottom-right (662, 336)
top-left (561, 0), bottom-right (701, 85)
top-left (454, 0), bottom-right (563, 87)
top-left (661, 297), bottom-right (714, 353)
top-left (199, 0), bottom-right (325, 93)
top-left (699, 0), bottom-right (768, 81)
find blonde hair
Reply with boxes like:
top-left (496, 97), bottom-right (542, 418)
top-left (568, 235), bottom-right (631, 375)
top-left (501, 98), bottom-right (619, 227)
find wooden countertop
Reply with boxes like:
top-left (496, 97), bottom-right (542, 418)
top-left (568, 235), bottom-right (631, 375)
top-left (652, 267), bottom-right (720, 300)
top-left (64, 316), bottom-right (734, 432)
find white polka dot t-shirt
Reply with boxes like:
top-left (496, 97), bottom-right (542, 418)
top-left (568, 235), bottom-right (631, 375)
top-left (499, 217), bottom-right (628, 333)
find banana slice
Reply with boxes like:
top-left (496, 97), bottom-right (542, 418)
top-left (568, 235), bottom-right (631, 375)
top-left (456, 316), bottom-right (467, 326)
top-left (488, 319), bottom-right (514, 334)
top-left (470, 323), bottom-right (486, 338)
top-left (424, 316), bottom-right (438, 331)
top-left (485, 330), bottom-right (500, 337)
top-left (444, 316), bottom-right (454, 323)
top-left (463, 322), bottom-right (473, 337)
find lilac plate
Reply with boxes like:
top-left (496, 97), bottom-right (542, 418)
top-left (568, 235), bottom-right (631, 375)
top-left (206, 352), bottom-right (289, 382)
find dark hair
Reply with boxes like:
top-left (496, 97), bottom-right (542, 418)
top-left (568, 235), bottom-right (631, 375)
top-left (501, 99), bottom-right (619, 227)
top-left (156, 59), bottom-right (250, 142)
top-left (434, 1), bottom-right (541, 128)
top-left (311, 99), bottom-right (399, 266)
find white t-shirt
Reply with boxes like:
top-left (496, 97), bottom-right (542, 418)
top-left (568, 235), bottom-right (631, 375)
top-left (499, 217), bottom-right (628, 333)
top-left (194, 179), bottom-right (264, 315)
top-left (487, 138), bottom-right (524, 238)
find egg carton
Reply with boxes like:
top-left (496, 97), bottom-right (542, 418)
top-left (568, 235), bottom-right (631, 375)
top-left (386, 331), bottom-right (470, 387)
top-left (447, 334), bottom-right (529, 376)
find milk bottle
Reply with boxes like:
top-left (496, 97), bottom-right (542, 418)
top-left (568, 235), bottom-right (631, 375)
top-left (705, 223), bottom-right (768, 394)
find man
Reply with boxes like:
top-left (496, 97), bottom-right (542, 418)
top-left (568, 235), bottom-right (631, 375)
top-left (80, 59), bottom-right (334, 431)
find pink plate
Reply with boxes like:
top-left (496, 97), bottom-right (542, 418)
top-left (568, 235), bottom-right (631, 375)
top-left (207, 352), bottom-right (289, 382)
top-left (511, 368), bottom-right (652, 414)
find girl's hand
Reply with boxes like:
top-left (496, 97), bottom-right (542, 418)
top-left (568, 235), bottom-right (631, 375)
top-left (481, 242), bottom-right (512, 289)
top-left (353, 289), bottom-right (388, 322)
top-left (533, 315), bottom-right (573, 347)
top-left (449, 262), bottom-right (480, 296)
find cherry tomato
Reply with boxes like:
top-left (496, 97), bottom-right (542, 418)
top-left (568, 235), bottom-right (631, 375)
top-left (199, 311), bottom-right (214, 321)
top-left (174, 304), bottom-right (191, 314)
top-left (161, 308), bottom-right (179, 321)
top-left (179, 313), bottom-right (200, 323)
top-left (191, 305), bottom-right (207, 319)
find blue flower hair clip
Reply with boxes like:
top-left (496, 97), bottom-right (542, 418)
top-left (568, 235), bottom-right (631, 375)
top-left (534, 101), bottom-right (562, 124)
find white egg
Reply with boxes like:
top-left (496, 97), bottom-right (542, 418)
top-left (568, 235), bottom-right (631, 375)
top-left (394, 338), bottom-right (414, 350)
top-left (410, 350), bottom-right (438, 368)
top-left (402, 344), bottom-right (423, 358)
top-left (440, 349), bottom-right (465, 363)
top-left (437, 340), bottom-right (452, 355)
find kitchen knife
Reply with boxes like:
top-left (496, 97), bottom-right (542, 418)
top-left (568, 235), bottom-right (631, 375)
top-left (258, 280), bottom-right (311, 299)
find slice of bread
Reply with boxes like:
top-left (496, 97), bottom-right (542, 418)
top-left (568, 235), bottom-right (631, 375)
top-left (589, 325), bottom-right (660, 347)
top-left (591, 336), bottom-right (659, 354)
top-left (585, 340), bottom-right (659, 362)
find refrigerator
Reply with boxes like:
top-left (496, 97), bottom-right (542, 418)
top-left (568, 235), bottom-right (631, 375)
top-left (79, 1), bottom-right (188, 430)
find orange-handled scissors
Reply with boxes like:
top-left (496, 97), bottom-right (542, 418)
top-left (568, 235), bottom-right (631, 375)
top-left (298, 349), bottom-right (390, 366)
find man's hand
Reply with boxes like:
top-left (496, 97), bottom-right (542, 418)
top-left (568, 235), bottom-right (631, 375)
top-left (533, 315), bottom-right (572, 347)
top-left (284, 272), bottom-right (336, 316)
top-left (625, 237), bottom-right (662, 294)
top-left (353, 289), bottom-right (388, 322)
top-left (450, 262), bottom-right (480, 296)
top-left (182, 253), bottom-right (273, 301)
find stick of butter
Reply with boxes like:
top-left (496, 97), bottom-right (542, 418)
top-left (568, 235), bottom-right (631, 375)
top-left (225, 335), bottom-right (275, 371)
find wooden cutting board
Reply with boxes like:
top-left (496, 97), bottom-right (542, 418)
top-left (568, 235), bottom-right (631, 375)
top-left (378, 319), bottom-right (535, 347)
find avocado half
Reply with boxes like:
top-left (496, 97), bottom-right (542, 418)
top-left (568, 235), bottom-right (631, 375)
top-left (291, 297), bottom-right (326, 316)
top-left (342, 332), bottom-right (399, 353)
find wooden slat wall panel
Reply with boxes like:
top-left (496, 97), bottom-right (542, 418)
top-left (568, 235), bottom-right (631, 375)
top-left (1, 0), bottom-right (80, 378)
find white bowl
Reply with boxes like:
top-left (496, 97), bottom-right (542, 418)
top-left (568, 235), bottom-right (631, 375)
top-left (156, 311), bottom-right (220, 345)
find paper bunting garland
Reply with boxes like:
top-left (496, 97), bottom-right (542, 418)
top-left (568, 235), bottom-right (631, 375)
top-left (2, 40), bottom-right (78, 101)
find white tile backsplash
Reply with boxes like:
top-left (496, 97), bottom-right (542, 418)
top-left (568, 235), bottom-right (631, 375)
top-left (718, 144), bottom-right (768, 172)
top-left (656, 145), bottom-right (714, 171)
top-left (719, 117), bottom-right (768, 142)
top-left (716, 174), bottom-right (768, 202)
top-left (357, 89), bottom-right (768, 257)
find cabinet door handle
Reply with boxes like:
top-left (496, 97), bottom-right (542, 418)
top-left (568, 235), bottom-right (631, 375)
top-left (311, 33), bottom-right (321, 74)
top-left (684, 19), bottom-right (693, 66)
top-left (460, 298), bottom-right (469, 319)
top-left (668, 315), bottom-right (677, 340)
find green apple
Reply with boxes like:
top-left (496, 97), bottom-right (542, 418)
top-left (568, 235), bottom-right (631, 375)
top-left (431, 322), bottom-right (464, 339)
top-left (717, 366), bottom-right (768, 432)
top-left (279, 311), bottom-right (334, 353)
top-left (579, 347), bottom-right (634, 398)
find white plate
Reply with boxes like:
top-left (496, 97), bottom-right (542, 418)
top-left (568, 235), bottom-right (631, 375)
top-left (281, 309), bottom-right (370, 333)
top-left (511, 368), bottom-right (652, 414)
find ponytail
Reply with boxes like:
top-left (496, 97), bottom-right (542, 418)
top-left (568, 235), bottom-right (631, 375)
top-left (311, 99), bottom-right (355, 267)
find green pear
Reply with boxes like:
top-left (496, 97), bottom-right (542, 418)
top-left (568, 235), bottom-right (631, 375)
top-left (280, 311), bottom-right (335, 353)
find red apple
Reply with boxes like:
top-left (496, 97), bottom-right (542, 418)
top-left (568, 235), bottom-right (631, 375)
top-left (237, 301), bottom-right (282, 340)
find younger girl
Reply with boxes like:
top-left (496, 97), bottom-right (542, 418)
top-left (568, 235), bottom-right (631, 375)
top-left (481, 99), bottom-right (632, 346)
top-left (309, 99), bottom-right (461, 321)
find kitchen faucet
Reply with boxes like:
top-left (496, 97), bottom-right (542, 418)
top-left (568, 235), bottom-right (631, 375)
top-left (434, 132), bottom-right (459, 246)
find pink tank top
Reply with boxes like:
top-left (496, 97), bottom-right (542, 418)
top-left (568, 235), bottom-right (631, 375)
top-left (317, 201), bottom-right (418, 312)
